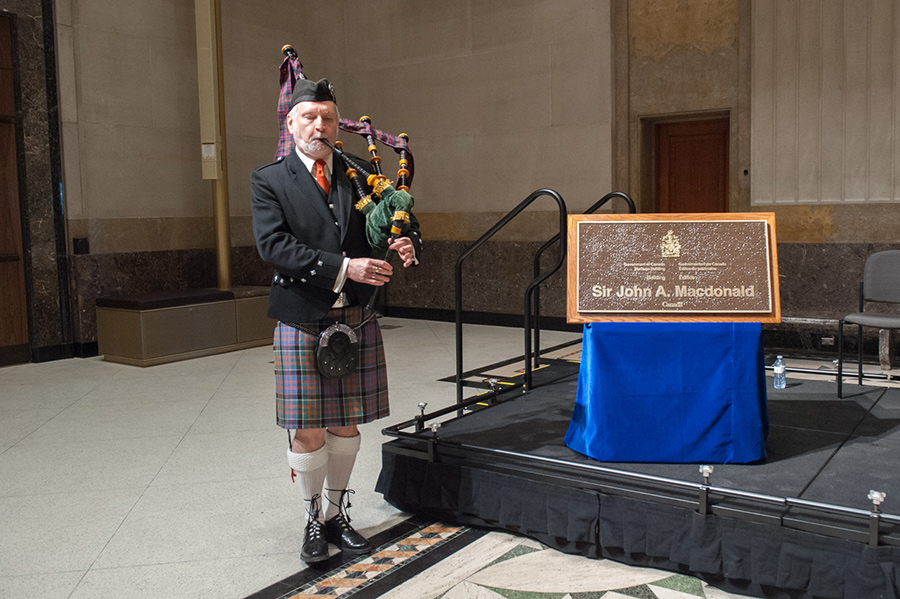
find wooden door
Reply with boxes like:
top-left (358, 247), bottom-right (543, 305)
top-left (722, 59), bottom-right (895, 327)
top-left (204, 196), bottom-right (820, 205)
top-left (0, 15), bottom-right (29, 366)
top-left (656, 118), bottom-right (729, 213)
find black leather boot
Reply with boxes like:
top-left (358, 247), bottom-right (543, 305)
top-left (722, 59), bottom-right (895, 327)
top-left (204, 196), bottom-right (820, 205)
top-left (324, 489), bottom-right (371, 555)
top-left (301, 494), bottom-right (329, 563)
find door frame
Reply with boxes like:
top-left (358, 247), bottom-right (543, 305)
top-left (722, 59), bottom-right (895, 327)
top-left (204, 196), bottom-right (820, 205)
top-left (639, 110), bottom-right (732, 214)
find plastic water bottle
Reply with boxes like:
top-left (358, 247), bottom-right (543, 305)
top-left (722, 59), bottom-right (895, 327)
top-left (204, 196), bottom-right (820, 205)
top-left (773, 355), bottom-right (786, 389)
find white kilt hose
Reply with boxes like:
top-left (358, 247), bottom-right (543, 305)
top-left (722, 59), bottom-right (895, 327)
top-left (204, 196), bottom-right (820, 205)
top-left (274, 305), bottom-right (389, 430)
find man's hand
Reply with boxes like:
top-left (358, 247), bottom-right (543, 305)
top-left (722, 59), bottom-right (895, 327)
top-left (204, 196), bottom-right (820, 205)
top-left (390, 237), bottom-right (416, 267)
top-left (347, 257), bottom-right (393, 286)
top-left (347, 237), bottom-right (415, 285)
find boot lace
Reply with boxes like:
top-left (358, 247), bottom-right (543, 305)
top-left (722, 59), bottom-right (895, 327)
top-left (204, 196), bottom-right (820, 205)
top-left (305, 493), bottom-right (324, 536)
top-left (325, 488), bottom-right (356, 527)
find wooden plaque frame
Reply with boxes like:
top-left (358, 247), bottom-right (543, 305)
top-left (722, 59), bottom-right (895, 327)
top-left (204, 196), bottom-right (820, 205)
top-left (566, 213), bottom-right (781, 323)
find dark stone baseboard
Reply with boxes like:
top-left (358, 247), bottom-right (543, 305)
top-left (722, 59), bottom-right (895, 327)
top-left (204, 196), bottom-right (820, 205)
top-left (30, 343), bottom-right (75, 363)
top-left (75, 342), bottom-right (99, 358)
top-left (0, 344), bottom-right (31, 367)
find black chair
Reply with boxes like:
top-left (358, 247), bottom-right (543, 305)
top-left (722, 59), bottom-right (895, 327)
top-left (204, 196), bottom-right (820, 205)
top-left (837, 250), bottom-right (900, 397)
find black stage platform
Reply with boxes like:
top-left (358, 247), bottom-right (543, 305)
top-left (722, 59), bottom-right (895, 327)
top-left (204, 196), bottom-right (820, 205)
top-left (376, 353), bottom-right (900, 599)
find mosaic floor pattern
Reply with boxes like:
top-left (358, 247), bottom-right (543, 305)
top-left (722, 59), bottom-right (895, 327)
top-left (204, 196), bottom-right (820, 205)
top-left (279, 524), bottom-right (468, 598)
top-left (254, 521), bottom-right (754, 599)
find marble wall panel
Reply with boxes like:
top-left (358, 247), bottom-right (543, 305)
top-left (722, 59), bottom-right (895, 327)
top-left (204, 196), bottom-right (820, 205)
top-left (550, 35), bottom-right (613, 128)
top-left (379, 239), bottom-right (569, 318)
top-left (763, 242), bottom-right (900, 356)
top-left (71, 245), bottom-right (270, 343)
top-left (72, 0), bottom-right (194, 44)
top-left (227, 133), bottom-right (276, 218)
top-left (84, 217), bottom-right (215, 254)
top-left (67, 214), bottom-right (257, 254)
top-left (231, 245), bottom-right (270, 287)
top-left (752, 204), bottom-right (900, 245)
top-left (222, 0), bottom-right (345, 77)
top-left (221, 51), bottom-right (277, 141)
top-left (774, 243), bottom-right (877, 318)
top-left (79, 122), bottom-right (210, 218)
top-left (751, 0), bottom-right (900, 205)
top-left (55, 0), bottom-right (71, 25)
top-left (471, 123), bottom-right (612, 215)
top-left (149, 36), bottom-right (201, 132)
top-left (341, 0), bottom-right (472, 73)
top-left (1, 0), bottom-right (69, 354)
top-left (629, 0), bottom-right (738, 58)
top-left (229, 215), bottom-right (254, 248)
top-left (417, 211), bottom-right (572, 243)
top-left (337, 43), bottom-right (551, 143)
top-left (70, 248), bottom-right (217, 342)
top-left (380, 133), bottom-right (475, 220)
top-left (629, 46), bottom-right (739, 116)
top-left (473, 0), bottom-right (608, 51)
top-left (73, 27), bottom-right (155, 126)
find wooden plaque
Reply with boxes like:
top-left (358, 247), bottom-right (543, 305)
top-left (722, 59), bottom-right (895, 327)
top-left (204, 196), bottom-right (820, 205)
top-left (567, 213), bottom-right (781, 323)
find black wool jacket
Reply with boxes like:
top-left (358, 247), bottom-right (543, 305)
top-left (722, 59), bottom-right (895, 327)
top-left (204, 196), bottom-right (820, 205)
top-left (251, 148), bottom-right (421, 323)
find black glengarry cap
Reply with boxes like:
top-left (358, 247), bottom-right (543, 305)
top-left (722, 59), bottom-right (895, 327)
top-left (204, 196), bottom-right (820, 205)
top-left (290, 78), bottom-right (337, 108)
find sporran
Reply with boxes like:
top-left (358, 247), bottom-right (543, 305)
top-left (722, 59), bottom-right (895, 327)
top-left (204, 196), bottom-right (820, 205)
top-left (316, 322), bottom-right (360, 379)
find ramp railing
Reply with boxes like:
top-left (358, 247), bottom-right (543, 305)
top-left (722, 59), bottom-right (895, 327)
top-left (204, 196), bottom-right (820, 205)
top-left (454, 190), bottom-right (637, 404)
top-left (531, 192), bottom-right (636, 369)
top-left (455, 189), bottom-right (567, 405)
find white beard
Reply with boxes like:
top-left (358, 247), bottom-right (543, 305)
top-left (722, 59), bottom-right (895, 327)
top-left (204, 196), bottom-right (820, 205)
top-left (297, 137), bottom-right (331, 160)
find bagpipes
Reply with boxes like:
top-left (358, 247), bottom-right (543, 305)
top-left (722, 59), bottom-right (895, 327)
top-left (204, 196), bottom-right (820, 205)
top-left (276, 45), bottom-right (415, 260)
top-left (322, 139), bottom-right (413, 259)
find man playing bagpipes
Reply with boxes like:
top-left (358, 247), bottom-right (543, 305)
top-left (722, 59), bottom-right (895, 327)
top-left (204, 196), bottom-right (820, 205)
top-left (251, 76), bottom-right (421, 563)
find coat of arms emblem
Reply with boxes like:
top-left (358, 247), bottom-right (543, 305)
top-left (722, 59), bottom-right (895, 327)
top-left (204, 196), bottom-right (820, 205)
top-left (660, 229), bottom-right (681, 258)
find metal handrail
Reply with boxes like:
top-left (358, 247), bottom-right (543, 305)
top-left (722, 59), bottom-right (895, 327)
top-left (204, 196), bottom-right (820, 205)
top-left (455, 189), bottom-right (567, 404)
top-left (531, 192), bottom-right (636, 368)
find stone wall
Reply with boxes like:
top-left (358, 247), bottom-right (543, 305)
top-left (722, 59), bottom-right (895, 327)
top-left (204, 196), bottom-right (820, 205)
top-left (14, 0), bottom-right (900, 360)
top-left (1, 0), bottom-right (72, 359)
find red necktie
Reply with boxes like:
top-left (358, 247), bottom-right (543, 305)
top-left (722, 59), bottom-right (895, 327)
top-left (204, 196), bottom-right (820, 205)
top-left (315, 159), bottom-right (330, 195)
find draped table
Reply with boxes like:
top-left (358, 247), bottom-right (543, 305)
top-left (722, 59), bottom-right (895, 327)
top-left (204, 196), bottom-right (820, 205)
top-left (565, 322), bottom-right (768, 463)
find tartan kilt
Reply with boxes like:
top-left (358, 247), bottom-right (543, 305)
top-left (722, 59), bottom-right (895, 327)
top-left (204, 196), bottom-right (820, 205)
top-left (274, 306), bottom-right (389, 429)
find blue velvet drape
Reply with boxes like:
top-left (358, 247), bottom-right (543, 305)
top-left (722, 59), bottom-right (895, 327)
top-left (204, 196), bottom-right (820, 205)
top-left (565, 322), bottom-right (768, 463)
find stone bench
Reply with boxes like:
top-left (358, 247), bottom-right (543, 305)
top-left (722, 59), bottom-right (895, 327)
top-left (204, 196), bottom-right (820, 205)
top-left (96, 286), bottom-right (274, 367)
